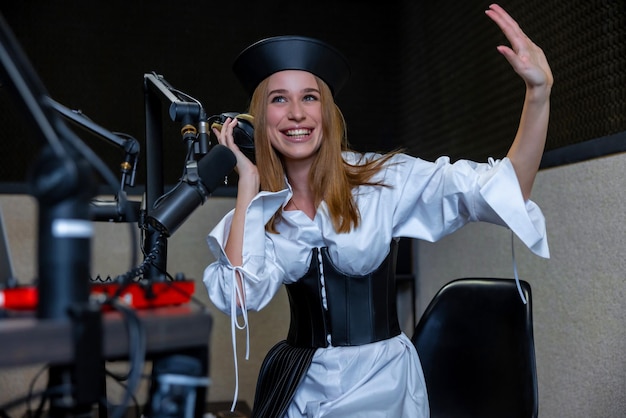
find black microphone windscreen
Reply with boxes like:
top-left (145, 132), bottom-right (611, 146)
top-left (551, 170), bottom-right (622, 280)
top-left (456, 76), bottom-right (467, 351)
top-left (147, 144), bottom-right (236, 236)
top-left (197, 144), bottom-right (236, 193)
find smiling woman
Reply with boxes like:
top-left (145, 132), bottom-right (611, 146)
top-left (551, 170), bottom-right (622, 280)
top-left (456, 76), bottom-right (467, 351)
top-left (203, 5), bottom-right (553, 415)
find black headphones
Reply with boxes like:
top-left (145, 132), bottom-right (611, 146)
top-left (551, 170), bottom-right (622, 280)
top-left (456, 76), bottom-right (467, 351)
top-left (209, 112), bottom-right (255, 163)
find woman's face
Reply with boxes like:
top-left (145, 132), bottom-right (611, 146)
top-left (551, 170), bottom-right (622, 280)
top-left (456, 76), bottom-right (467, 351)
top-left (265, 70), bottom-right (323, 165)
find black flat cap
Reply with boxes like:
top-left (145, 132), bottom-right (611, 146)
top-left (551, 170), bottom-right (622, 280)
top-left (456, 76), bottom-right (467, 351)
top-left (233, 35), bottom-right (351, 97)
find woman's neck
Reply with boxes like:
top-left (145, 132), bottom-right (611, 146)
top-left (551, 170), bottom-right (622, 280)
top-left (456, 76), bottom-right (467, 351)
top-left (286, 170), bottom-right (316, 218)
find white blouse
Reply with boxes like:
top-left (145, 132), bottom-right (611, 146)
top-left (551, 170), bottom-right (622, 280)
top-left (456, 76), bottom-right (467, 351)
top-left (203, 152), bottom-right (549, 417)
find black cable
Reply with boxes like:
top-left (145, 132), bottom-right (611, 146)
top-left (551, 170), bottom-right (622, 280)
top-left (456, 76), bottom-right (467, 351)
top-left (26, 365), bottom-right (48, 418)
top-left (106, 231), bottom-right (208, 310)
top-left (0, 383), bottom-right (72, 418)
top-left (140, 242), bottom-right (209, 309)
top-left (101, 298), bottom-right (145, 418)
top-left (108, 236), bottom-right (167, 300)
top-left (103, 370), bottom-right (142, 418)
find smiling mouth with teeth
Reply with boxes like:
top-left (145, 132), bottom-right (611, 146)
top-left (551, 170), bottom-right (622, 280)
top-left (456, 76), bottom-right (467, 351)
top-left (286, 128), bottom-right (311, 137)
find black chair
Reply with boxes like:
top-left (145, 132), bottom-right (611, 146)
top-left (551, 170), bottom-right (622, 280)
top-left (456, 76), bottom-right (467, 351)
top-left (411, 278), bottom-right (538, 418)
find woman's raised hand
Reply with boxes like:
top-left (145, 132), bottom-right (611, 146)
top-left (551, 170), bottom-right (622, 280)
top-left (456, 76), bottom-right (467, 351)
top-left (485, 4), bottom-right (553, 92)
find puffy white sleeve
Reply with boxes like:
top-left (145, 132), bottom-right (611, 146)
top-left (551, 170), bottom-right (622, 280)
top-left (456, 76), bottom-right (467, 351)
top-left (202, 189), bottom-right (290, 314)
top-left (389, 154), bottom-right (549, 258)
top-left (476, 157), bottom-right (549, 257)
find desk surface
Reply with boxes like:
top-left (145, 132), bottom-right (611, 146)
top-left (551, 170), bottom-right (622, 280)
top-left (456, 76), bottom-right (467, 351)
top-left (0, 306), bottom-right (213, 368)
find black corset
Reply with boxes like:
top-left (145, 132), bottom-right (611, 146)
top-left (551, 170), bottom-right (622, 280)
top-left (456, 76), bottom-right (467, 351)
top-left (285, 241), bottom-right (401, 348)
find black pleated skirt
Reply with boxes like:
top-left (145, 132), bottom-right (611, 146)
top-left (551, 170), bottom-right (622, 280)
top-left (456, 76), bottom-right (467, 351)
top-left (251, 340), bottom-right (317, 418)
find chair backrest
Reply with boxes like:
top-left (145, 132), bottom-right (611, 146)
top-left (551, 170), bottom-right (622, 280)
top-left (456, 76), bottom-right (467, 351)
top-left (411, 278), bottom-right (538, 418)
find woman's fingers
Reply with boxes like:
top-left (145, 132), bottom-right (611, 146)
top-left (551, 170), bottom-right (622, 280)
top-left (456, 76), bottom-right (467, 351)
top-left (485, 4), bottom-right (553, 88)
top-left (213, 117), bottom-right (239, 147)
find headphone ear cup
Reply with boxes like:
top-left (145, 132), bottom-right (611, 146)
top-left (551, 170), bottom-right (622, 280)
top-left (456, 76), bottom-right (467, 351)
top-left (210, 112), bottom-right (256, 163)
top-left (233, 113), bottom-right (255, 163)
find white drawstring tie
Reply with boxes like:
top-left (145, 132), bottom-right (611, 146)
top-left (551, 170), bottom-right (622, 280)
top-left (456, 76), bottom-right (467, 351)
top-left (229, 266), bottom-right (251, 412)
top-left (511, 230), bottom-right (527, 305)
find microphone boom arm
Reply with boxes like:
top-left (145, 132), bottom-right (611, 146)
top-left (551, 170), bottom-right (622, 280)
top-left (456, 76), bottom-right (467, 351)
top-left (47, 97), bottom-right (141, 189)
top-left (142, 72), bottom-right (210, 283)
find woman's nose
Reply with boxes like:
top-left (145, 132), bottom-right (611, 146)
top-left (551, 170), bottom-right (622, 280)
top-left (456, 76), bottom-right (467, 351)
top-left (288, 103), bottom-right (304, 120)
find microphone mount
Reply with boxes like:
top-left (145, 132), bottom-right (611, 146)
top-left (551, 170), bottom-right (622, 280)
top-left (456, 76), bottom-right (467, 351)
top-left (142, 72), bottom-right (216, 283)
top-left (145, 72), bottom-right (207, 158)
top-left (47, 98), bottom-right (142, 222)
top-left (48, 97), bottom-right (141, 188)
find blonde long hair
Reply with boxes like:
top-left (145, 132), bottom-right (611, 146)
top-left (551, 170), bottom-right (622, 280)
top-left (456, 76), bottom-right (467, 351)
top-left (249, 75), bottom-right (399, 233)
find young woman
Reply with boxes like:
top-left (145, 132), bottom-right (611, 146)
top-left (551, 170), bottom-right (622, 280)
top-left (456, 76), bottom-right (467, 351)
top-left (204, 4), bottom-right (552, 417)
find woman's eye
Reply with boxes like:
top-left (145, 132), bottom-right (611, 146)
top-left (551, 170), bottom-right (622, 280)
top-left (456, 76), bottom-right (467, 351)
top-left (303, 94), bottom-right (318, 102)
top-left (271, 95), bottom-right (286, 103)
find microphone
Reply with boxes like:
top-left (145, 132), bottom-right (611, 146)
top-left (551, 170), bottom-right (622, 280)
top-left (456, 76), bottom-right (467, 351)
top-left (148, 144), bottom-right (236, 236)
